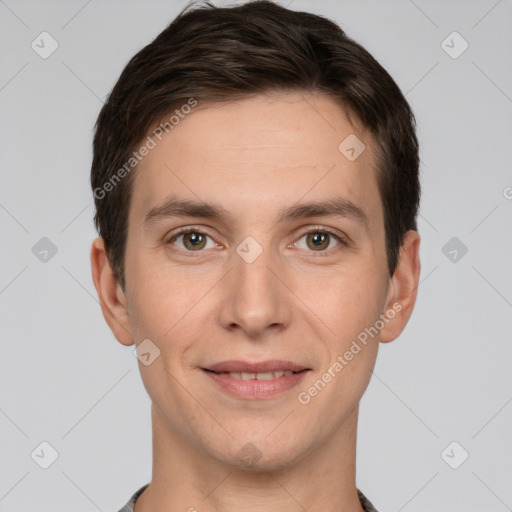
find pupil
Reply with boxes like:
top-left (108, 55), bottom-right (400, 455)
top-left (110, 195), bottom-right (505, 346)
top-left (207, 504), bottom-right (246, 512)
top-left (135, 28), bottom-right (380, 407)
top-left (313, 233), bottom-right (324, 245)
top-left (189, 233), bottom-right (202, 244)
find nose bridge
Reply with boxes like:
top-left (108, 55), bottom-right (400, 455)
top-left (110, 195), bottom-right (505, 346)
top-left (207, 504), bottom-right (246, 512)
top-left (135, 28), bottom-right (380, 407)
top-left (235, 242), bottom-right (275, 290)
top-left (219, 235), bottom-right (289, 336)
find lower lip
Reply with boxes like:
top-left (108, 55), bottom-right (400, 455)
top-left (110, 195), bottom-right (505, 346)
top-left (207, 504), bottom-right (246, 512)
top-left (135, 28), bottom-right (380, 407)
top-left (202, 369), bottom-right (310, 399)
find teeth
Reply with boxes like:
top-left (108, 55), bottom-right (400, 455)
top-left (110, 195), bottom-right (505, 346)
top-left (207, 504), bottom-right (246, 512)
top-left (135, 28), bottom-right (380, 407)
top-left (254, 372), bottom-right (274, 380)
top-left (228, 370), bottom-right (294, 380)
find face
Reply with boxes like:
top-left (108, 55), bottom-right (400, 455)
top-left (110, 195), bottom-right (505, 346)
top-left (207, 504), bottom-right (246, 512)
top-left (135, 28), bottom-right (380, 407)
top-left (93, 91), bottom-right (419, 471)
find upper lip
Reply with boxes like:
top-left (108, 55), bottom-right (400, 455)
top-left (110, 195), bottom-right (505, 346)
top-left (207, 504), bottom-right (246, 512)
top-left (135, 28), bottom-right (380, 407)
top-left (204, 360), bottom-right (310, 373)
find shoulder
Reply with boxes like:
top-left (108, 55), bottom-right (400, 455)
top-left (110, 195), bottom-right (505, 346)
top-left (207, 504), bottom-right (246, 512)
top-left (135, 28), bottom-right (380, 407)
top-left (117, 484), bottom-right (149, 512)
top-left (357, 488), bottom-right (380, 512)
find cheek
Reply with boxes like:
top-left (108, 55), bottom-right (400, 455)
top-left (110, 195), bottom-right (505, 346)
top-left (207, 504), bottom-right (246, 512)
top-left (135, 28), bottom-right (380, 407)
top-left (296, 265), bottom-right (386, 338)
top-left (125, 248), bottom-right (203, 334)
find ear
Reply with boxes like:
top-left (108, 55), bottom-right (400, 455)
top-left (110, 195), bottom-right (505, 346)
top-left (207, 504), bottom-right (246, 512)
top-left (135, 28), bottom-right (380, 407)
top-left (380, 230), bottom-right (421, 343)
top-left (90, 237), bottom-right (134, 346)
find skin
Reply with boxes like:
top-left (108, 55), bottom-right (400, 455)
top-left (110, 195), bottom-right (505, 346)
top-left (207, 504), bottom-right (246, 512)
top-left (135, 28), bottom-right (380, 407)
top-left (91, 91), bottom-right (420, 512)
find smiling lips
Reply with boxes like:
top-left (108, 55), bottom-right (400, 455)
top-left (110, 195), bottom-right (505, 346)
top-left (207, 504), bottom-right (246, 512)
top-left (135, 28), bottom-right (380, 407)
top-left (202, 359), bottom-right (311, 399)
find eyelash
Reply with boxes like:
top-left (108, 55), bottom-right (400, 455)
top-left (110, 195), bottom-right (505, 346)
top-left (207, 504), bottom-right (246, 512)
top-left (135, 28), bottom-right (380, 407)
top-left (165, 225), bottom-right (349, 257)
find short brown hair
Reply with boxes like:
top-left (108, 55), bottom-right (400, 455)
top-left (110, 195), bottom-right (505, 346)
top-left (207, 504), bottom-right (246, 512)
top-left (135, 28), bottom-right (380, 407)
top-left (91, 0), bottom-right (420, 290)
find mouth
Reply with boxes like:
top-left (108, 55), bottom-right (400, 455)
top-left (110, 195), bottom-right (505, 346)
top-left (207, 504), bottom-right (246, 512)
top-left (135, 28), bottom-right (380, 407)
top-left (203, 369), bottom-right (304, 380)
top-left (201, 360), bottom-right (311, 399)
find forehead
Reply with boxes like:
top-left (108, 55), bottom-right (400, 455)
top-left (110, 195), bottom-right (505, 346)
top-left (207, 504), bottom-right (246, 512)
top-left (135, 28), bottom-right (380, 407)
top-left (129, 91), bottom-right (382, 230)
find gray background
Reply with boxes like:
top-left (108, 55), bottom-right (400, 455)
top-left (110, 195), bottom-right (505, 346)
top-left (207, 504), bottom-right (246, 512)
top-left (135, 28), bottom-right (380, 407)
top-left (1, 0), bottom-right (511, 510)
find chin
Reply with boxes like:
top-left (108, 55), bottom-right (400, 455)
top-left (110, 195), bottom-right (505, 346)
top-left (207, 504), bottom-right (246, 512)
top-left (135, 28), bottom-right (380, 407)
top-left (206, 434), bottom-right (313, 473)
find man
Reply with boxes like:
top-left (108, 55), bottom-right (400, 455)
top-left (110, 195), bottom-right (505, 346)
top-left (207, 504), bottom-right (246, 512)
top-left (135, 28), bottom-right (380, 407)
top-left (90, 1), bottom-right (421, 511)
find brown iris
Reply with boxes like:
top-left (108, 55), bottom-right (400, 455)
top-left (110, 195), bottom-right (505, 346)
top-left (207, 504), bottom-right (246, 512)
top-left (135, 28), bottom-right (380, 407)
top-left (182, 231), bottom-right (207, 250)
top-left (306, 232), bottom-right (330, 251)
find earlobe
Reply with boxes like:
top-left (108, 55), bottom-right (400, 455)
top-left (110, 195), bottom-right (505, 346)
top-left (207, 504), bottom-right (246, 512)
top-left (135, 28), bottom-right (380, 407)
top-left (90, 237), bottom-right (134, 346)
top-left (380, 230), bottom-right (421, 343)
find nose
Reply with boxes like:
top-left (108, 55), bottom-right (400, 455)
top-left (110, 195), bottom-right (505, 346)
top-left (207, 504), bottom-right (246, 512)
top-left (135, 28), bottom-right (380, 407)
top-left (216, 240), bottom-right (291, 339)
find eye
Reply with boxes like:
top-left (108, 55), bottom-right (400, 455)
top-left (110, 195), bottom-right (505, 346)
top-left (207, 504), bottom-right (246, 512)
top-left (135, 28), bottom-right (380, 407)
top-left (166, 226), bottom-right (348, 256)
top-left (291, 228), bottom-right (346, 254)
top-left (167, 228), bottom-right (218, 252)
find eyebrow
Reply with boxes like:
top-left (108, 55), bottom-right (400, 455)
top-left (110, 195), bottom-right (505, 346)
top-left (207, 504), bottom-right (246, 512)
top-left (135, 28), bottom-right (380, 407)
top-left (143, 195), bottom-right (368, 229)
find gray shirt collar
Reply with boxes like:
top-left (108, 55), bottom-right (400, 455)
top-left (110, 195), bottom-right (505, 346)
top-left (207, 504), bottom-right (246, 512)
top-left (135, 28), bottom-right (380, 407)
top-left (118, 484), bottom-right (379, 511)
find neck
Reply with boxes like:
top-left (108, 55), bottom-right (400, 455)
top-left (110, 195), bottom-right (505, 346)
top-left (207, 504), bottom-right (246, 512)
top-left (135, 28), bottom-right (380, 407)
top-left (135, 404), bottom-right (365, 512)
